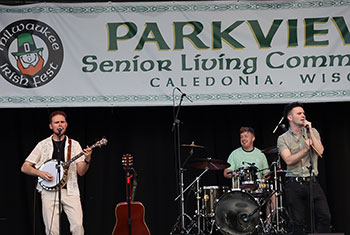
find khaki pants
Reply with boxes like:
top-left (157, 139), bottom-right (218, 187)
top-left (41, 189), bottom-right (84, 235)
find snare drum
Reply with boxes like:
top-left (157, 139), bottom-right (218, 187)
top-left (201, 186), bottom-right (229, 217)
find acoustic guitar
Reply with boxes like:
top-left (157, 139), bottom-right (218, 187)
top-left (112, 154), bottom-right (150, 235)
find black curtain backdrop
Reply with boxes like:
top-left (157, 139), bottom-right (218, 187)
top-left (1, 102), bottom-right (349, 234)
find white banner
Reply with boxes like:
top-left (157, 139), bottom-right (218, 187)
top-left (0, 0), bottom-right (350, 107)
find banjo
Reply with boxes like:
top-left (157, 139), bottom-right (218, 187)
top-left (38, 137), bottom-right (108, 191)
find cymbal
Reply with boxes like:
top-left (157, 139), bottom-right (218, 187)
top-left (261, 146), bottom-right (278, 154)
top-left (185, 158), bottom-right (230, 170)
top-left (181, 143), bottom-right (205, 148)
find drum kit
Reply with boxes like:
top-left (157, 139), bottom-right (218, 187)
top-left (172, 144), bottom-right (290, 235)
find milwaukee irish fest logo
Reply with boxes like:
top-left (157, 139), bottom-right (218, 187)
top-left (0, 20), bottom-right (64, 88)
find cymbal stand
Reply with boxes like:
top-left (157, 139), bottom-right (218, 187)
top-left (175, 167), bottom-right (208, 234)
top-left (195, 178), bottom-right (201, 234)
top-left (272, 161), bottom-right (281, 231)
top-left (231, 170), bottom-right (241, 190)
top-left (170, 167), bottom-right (192, 235)
top-left (269, 158), bottom-right (289, 233)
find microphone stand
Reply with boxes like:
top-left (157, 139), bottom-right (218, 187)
top-left (56, 131), bottom-right (63, 235)
top-left (305, 127), bottom-right (315, 234)
top-left (171, 93), bottom-right (188, 234)
top-left (56, 159), bottom-right (62, 235)
top-left (126, 170), bottom-right (133, 235)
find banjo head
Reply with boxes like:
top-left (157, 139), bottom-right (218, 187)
top-left (38, 159), bottom-right (65, 190)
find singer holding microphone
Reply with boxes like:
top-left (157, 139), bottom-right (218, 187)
top-left (277, 102), bottom-right (331, 234)
top-left (21, 111), bottom-right (92, 235)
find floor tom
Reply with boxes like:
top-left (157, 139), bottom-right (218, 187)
top-left (201, 186), bottom-right (230, 217)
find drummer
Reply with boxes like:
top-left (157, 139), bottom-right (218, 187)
top-left (223, 126), bottom-right (275, 223)
top-left (223, 126), bottom-right (270, 187)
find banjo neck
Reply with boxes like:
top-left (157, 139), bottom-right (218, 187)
top-left (62, 138), bottom-right (107, 167)
top-left (62, 152), bottom-right (84, 168)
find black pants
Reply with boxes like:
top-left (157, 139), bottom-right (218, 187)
top-left (285, 177), bottom-right (331, 235)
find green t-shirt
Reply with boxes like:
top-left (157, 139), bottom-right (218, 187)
top-left (227, 147), bottom-right (269, 179)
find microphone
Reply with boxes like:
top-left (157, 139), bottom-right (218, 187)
top-left (305, 124), bottom-right (310, 132)
top-left (280, 124), bottom-right (287, 132)
top-left (175, 87), bottom-right (193, 103)
top-left (272, 116), bottom-right (284, 134)
top-left (303, 120), bottom-right (310, 133)
top-left (57, 127), bottom-right (63, 136)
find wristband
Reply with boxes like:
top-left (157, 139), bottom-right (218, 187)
top-left (84, 159), bottom-right (91, 164)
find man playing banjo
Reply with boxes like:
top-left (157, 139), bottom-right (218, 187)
top-left (21, 110), bottom-right (93, 235)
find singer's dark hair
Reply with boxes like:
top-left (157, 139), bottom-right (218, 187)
top-left (240, 127), bottom-right (255, 136)
top-left (283, 102), bottom-right (304, 119)
top-left (49, 111), bottom-right (67, 123)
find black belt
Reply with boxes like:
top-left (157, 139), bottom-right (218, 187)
top-left (286, 176), bottom-right (316, 183)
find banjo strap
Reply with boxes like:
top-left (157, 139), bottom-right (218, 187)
top-left (67, 138), bottom-right (72, 161)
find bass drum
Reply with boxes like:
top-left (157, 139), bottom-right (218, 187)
top-left (215, 191), bottom-right (260, 235)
